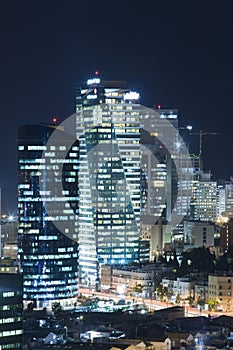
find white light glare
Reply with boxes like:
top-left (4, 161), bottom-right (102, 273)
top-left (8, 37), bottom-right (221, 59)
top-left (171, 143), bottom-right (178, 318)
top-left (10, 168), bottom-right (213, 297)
top-left (86, 95), bottom-right (98, 99)
top-left (124, 91), bottom-right (140, 101)
top-left (87, 78), bottom-right (100, 85)
top-left (175, 141), bottom-right (182, 149)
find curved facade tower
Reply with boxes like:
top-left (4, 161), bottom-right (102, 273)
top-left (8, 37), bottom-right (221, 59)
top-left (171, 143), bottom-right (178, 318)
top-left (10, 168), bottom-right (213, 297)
top-left (76, 80), bottom-right (142, 285)
top-left (75, 78), bottom-right (193, 283)
top-left (18, 124), bottom-right (79, 309)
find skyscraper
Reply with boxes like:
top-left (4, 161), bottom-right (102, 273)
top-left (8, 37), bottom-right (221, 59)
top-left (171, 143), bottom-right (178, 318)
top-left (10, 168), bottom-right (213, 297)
top-left (224, 178), bottom-right (233, 216)
top-left (140, 107), bottom-right (193, 252)
top-left (76, 79), bottom-right (141, 285)
top-left (216, 178), bottom-right (233, 219)
top-left (18, 124), bottom-right (79, 309)
top-left (0, 273), bottom-right (23, 349)
top-left (75, 77), bottom-right (192, 284)
top-left (190, 171), bottom-right (217, 222)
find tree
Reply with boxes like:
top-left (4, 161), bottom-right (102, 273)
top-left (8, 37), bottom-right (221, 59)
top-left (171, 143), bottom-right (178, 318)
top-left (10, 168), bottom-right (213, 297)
top-left (156, 285), bottom-right (173, 301)
top-left (215, 254), bottom-right (230, 272)
top-left (197, 298), bottom-right (205, 308)
top-left (227, 246), bottom-right (233, 269)
top-left (52, 302), bottom-right (62, 316)
top-left (132, 282), bottom-right (143, 294)
top-left (208, 299), bottom-right (219, 311)
top-left (172, 250), bottom-right (180, 270)
top-left (178, 247), bottom-right (215, 276)
top-left (168, 250), bottom-right (179, 271)
top-left (176, 294), bottom-right (181, 304)
top-left (26, 302), bottom-right (34, 313)
top-left (186, 295), bottom-right (194, 307)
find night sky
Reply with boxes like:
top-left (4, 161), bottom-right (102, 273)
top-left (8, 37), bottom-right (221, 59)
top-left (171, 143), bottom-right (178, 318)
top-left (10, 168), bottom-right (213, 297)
top-left (0, 1), bottom-right (232, 213)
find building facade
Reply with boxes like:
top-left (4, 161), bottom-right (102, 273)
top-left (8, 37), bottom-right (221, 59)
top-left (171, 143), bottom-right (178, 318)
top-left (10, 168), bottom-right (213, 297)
top-left (18, 124), bottom-right (79, 309)
top-left (216, 179), bottom-right (233, 218)
top-left (225, 179), bottom-right (233, 215)
top-left (162, 277), bottom-right (195, 301)
top-left (219, 217), bottom-right (233, 250)
top-left (75, 78), bottom-right (193, 285)
top-left (183, 220), bottom-right (215, 248)
top-left (208, 273), bottom-right (233, 312)
top-left (110, 266), bottom-right (155, 297)
top-left (190, 172), bottom-right (217, 222)
top-left (1, 218), bottom-right (17, 259)
top-left (76, 79), bottom-right (142, 285)
top-left (0, 273), bottom-right (23, 349)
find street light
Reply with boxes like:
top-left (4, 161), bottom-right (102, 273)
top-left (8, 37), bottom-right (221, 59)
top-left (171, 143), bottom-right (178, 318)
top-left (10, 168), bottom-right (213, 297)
top-left (64, 326), bottom-right (68, 340)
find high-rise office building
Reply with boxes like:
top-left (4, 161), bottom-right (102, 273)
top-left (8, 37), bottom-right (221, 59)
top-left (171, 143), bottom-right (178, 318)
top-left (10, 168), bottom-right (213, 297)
top-left (0, 189), bottom-right (2, 257)
top-left (224, 178), bottom-right (233, 216)
top-left (219, 217), bottom-right (233, 250)
top-left (141, 107), bottom-right (193, 250)
top-left (190, 171), bottom-right (217, 222)
top-left (18, 124), bottom-right (79, 309)
top-left (152, 108), bottom-right (192, 225)
top-left (140, 108), bottom-right (177, 224)
top-left (76, 79), bottom-right (141, 285)
top-left (0, 273), bottom-right (23, 349)
top-left (216, 183), bottom-right (226, 218)
top-left (75, 77), bottom-right (193, 284)
top-left (216, 178), bottom-right (233, 218)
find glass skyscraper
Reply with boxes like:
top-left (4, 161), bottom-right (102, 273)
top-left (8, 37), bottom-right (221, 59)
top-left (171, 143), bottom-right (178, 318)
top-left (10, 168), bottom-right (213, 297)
top-left (76, 80), bottom-right (141, 286)
top-left (18, 124), bottom-right (79, 309)
top-left (74, 78), bottom-right (193, 285)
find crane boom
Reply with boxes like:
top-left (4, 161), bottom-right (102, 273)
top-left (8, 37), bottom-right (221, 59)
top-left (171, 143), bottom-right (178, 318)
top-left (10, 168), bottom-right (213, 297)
top-left (190, 129), bottom-right (221, 170)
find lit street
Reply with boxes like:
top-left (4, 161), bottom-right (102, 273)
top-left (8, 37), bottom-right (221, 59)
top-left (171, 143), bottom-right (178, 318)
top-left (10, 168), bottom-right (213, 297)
top-left (79, 288), bottom-right (232, 318)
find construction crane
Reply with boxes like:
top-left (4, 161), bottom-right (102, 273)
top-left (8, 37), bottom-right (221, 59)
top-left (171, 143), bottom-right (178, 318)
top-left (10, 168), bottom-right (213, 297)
top-left (190, 129), bottom-right (221, 171)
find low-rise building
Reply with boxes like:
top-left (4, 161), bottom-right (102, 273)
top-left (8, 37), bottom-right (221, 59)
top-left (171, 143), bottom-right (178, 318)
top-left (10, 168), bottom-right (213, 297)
top-left (194, 281), bottom-right (208, 305)
top-left (112, 268), bottom-right (155, 297)
top-left (208, 273), bottom-right (233, 312)
top-left (161, 277), bottom-right (195, 302)
top-left (100, 265), bottom-right (112, 290)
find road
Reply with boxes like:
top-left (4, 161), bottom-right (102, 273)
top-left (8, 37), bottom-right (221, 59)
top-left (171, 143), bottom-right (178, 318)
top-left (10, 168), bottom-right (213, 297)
top-left (79, 288), bottom-right (231, 318)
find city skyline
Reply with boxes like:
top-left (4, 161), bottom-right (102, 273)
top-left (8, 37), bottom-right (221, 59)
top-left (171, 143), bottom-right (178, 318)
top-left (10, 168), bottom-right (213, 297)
top-left (0, 2), bottom-right (233, 348)
top-left (17, 77), bottom-right (217, 304)
top-left (0, 1), bottom-right (233, 213)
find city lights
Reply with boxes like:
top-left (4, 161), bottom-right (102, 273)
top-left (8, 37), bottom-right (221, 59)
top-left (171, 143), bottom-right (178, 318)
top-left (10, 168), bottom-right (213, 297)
top-left (87, 77), bottom-right (101, 85)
